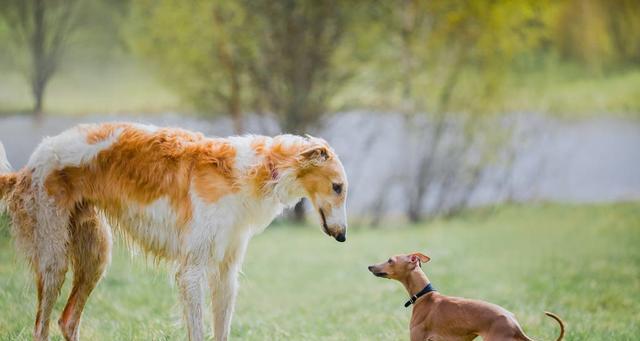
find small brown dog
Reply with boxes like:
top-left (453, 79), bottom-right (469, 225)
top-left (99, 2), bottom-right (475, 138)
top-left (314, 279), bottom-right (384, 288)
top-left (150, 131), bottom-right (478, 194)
top-left (368, 252), bottom-right (565, 341)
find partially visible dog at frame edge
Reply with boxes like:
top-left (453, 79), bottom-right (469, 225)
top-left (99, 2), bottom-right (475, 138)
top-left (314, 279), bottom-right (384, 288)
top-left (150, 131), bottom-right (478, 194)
top-left (0, 123), bottom-right (349, 341)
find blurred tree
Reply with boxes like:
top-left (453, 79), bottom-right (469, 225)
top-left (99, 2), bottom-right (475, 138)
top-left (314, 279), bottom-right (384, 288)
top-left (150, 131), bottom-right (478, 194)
top-left (0, 0), bottom-right (83, 120)
top-left (372, 0), bottom-right (547, 222)
top-left (554, 0), bottom-right (640, 70)
top-left (129, 0), bottom-right (362, 136)
top-left (607, 0), bottom-right (640, 65)
top-left (128, 0), bottom-right (250, 133)
top-left (241, 0), bottom-right (356, 133)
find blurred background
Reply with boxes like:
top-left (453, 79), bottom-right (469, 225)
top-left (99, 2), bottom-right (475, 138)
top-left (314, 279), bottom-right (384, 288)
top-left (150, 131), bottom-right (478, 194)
top-left (0, 1), bottom-right (639, 340)
top-left (0, 0), bottom-right (639, 223)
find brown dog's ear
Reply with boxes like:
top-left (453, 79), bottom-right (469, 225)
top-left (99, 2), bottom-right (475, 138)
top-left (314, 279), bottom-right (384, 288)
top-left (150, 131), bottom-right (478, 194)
top-left (300, 145), bottom-right (330, 165)
top-left (410, 252), bottom-right (431, 263)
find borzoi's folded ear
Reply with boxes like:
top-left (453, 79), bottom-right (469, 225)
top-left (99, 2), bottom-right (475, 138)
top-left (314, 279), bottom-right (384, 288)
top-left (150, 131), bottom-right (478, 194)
top-left (299, 145), bottom-right (330, 166)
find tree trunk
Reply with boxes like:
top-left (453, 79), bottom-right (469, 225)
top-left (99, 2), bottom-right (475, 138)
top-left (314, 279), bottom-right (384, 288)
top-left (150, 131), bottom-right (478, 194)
top-left (231, 109), bottom-right (243, 134)
top-left (228, 74), bottom-right (243, 134)
top-left (292, 199), bottom-right (306, 223)
top-left (212, 5), bottom-right (243, 135)
top-left (32, 81), bottom-right (45, 122)
top-left (407, 198), bottom-right (422, 223)
top-left (400, 0), bottom-right (415, 114)
top-left (401, 0), bottom-right (423, 223)
top-left (285, 108), bottom-right (308, 223)
top-left (31, 0), bottom-right (46, 122)
top-left (405, 49), bottom-right (466, 223)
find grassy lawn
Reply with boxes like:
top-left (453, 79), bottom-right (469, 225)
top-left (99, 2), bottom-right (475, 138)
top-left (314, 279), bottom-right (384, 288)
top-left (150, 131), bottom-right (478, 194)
top-left (0, 203), bottom-right (639, 340)
top-left (474, 65), bottom-right (640, 120)
top-left (503, 68), bottom-right (640, 119)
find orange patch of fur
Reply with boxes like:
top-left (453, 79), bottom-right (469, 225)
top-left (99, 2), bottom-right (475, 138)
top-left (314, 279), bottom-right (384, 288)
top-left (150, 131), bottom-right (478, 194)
top-left (83, 123), bottom-right (127, 144)
top-left (0, 173), bottom-right (17, 198)
top-left (248, 137), bottom-right (275, 196)
top-left (297, 162), bottom-right (342, 200)
top-left (248, 137), bottom-right (341, 199)
top-left (59, 289), bottom-right (77, 326)
top-left (247, 137), bottom-right (308, 196)
top-left (44, 124), bottom-right (238, 233)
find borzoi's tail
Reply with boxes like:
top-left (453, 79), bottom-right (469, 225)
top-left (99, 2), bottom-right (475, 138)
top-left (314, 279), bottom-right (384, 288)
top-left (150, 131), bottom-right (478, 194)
top-left (0, 142), bottom-right (17, 204)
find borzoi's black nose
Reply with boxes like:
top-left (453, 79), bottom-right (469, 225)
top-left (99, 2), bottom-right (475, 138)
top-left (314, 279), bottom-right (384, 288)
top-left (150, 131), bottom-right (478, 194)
top-left (335, 232), bottom-right (346, 242)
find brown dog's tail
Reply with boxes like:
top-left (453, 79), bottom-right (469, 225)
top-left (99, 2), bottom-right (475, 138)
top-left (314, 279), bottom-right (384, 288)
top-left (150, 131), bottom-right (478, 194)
top-left (0, 141), bottom-right (17, 203)
top-left (544, 311), bottom-right (565, 341)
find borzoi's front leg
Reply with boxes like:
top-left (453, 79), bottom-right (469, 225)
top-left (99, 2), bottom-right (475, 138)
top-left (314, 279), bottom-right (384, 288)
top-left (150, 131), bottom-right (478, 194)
top-left (210, 265), bottom-right (240, 341)
top-left (176, 258), bottom-right (206, 341)
top-left (210, 238), bottom-right (249, 341)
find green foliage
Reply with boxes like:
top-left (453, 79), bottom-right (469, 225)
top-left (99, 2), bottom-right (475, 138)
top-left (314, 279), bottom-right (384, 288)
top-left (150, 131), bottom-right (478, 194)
top-left (0, 0), bottom-right (133, 116)
top-left (504, 61), bottom-right (640, 117)
top-left (127, 0), bottom-right (248, 115)
top-left (1, 203), bottom-right (639, 340)
top-left (554, 0), bottom-right (640, 70)
top-left (1, 0), bottom-right (639, 118)
top-left (332, 0), bottom-right (640, 118)
top-left (128, 0), bottom-right (360, 132)
top-left (239, 0), bottom-right (358, 132)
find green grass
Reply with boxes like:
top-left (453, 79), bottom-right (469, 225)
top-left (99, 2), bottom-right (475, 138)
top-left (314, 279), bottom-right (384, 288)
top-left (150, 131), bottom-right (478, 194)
top-left (0, 203), bottom-right (639, 340)
top-left (503, 66), bottom-right (640, 119)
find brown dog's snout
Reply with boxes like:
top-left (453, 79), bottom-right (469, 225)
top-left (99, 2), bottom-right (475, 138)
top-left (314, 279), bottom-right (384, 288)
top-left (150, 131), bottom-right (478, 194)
top-left (368, 264), bottom-right (388, 278)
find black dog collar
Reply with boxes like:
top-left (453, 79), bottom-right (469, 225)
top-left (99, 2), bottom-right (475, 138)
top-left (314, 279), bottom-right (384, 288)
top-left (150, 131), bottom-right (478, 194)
top-left (404, 283), bottom-right (436, 307)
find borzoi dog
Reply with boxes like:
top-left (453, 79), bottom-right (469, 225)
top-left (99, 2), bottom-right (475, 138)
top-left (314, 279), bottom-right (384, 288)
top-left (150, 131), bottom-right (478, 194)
top-left (0, 123), bottom-right (348, 341)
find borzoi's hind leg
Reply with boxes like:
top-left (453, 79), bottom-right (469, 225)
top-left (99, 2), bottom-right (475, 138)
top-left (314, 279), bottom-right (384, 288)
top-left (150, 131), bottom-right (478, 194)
top-left (58, 204), bottom-right (112, 341)
top-left (176, 256), bottom-right (206, 341)
top-left (33, 203), bottom-right (71, 341)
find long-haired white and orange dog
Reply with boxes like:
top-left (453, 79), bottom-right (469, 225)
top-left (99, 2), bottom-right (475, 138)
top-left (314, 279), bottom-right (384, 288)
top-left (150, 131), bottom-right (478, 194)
top-left (0, 123), bottom-right (348, 341)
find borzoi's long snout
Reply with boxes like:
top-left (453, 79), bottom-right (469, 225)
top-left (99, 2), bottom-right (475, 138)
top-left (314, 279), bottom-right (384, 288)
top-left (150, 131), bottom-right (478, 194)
top-left (318, 203), bottom-right (347, 242)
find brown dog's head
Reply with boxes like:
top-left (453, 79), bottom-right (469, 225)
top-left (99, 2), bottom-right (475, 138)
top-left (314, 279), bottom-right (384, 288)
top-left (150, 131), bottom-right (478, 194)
top-left (368, 252), bottom-right (430, 280)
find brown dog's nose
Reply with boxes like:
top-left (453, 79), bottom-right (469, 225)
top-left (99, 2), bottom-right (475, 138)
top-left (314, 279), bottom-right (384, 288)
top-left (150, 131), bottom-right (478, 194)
top-left (368, 265), bottom-right (374, 272)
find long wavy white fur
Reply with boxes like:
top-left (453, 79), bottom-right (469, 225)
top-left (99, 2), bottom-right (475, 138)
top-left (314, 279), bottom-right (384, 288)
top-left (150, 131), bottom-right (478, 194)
top-left (0, 141), bottom-right (12, 173)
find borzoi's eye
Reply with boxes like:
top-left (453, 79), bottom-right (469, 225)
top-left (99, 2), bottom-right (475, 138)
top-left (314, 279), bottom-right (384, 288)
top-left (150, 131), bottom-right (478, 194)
top-left (332, 183), bottom-right (343, 195)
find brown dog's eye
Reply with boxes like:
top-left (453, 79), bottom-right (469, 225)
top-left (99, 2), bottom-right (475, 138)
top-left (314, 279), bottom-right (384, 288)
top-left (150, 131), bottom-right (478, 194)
top-left (388, 259), bottom-right (393, 264)
top-left (332, 183), bottom-right (343, 195)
